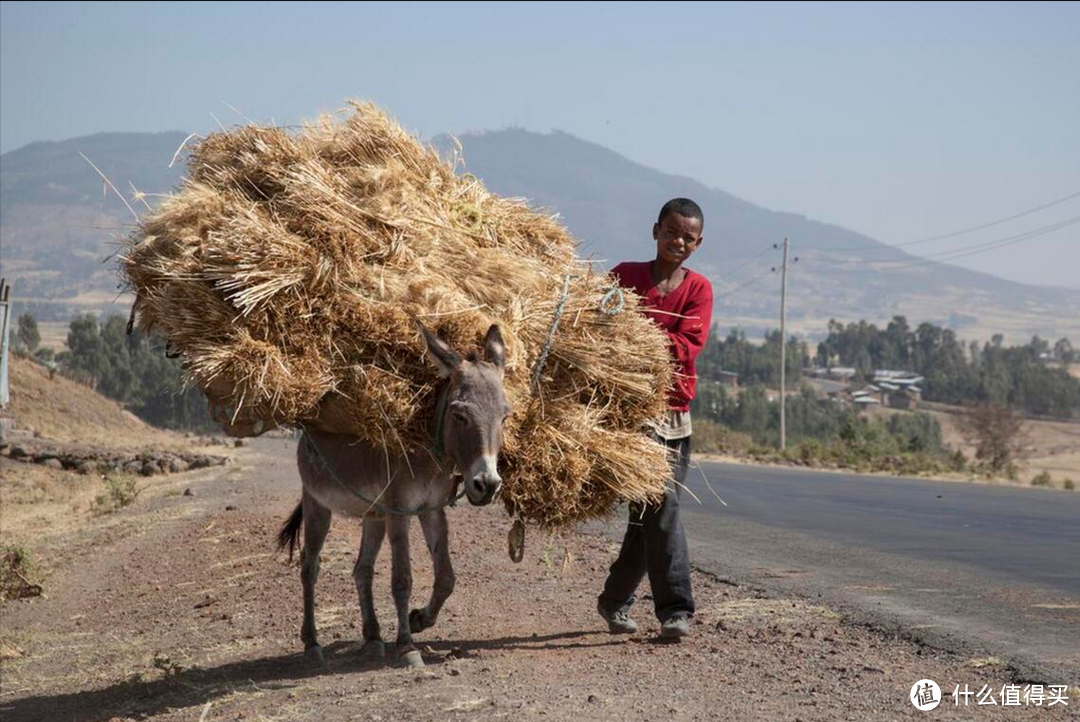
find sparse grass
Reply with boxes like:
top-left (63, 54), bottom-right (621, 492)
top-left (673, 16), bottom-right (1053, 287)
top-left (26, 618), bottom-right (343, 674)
top-left (0, 636), bottom-right (27, 660)
top-left (6, 357), bottom-right (178, 447)
top-left (1030, 471), bottom-right (1052, 487)
top-left (539, 533), bottom-right (574, 570)
top-left (1064, 478), bottom-right (1076, 491)
top-left (1, 544), bottom-right (43, 601)
top-left (967, 656), bottom-right (1004, 669)
top-left (152, 652), bottom-right (186, 677)
top-left (749, 438), bottom-right (963, 477)
top-left (91, 474), bottom-right (145, 515)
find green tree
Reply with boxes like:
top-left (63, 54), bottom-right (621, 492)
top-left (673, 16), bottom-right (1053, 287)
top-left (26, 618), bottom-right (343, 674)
top-left (957, 404), bottom-right (1021, 472)
top-left (735, 385), bottom-right (771, 441)
top-left (1055, 338), bottom-right (1074, 366)
top-left (16, 314), bottom-right (40, 353)
top-left (56, 313), bottom-right (215, 431)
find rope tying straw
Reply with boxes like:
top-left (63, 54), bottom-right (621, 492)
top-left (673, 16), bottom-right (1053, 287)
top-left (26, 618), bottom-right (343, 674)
top-left (598, 286), bottom-right (624, 316)
top-left (530, 274), bottom-right (576, 393)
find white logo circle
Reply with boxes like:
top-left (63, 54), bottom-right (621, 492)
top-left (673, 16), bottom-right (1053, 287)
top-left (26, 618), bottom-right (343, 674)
top-left (910, 679), bottom-right (942, 711)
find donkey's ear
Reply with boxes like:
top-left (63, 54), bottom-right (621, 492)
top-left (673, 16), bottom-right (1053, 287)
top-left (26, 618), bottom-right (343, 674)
top-left (483, 324), bottom-right (505, 369)
top-left (416, 321), bottom-right (461, 377)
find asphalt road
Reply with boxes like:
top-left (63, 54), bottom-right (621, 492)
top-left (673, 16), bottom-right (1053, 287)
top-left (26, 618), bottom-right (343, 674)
top-left (680, 461), bottom-right (1080, 682)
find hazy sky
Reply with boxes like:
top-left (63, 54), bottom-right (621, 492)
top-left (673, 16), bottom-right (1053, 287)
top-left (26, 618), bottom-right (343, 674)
top-left (2, 1), bottom-right (1078, 288)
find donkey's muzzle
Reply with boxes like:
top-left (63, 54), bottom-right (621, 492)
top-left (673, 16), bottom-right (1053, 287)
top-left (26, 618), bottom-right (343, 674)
top-left (466, 473), bottom-right (501, 506)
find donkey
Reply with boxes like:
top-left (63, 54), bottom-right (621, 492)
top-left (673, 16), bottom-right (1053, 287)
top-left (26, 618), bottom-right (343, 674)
top-left (277, 323), bottom-right (511, 668)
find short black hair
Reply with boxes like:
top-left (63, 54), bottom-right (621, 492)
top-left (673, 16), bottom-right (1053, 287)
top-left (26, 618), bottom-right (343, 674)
top-left (657, 197), bottom-right (704, 227)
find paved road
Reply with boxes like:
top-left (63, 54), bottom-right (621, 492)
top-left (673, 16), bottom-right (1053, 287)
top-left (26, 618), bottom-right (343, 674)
top-left (680, 461), bottom-right (1080, 681)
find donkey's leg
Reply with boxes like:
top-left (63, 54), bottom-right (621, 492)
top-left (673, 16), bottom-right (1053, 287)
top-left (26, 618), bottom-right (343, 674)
top-left (299, 491), bottom-right (332, 666)
top-left (353, 516), bottom-right (386, 660)
top-left (386, 514), bottom-right (423, 668)
top-left (410, 509), bottom-right (455, 633)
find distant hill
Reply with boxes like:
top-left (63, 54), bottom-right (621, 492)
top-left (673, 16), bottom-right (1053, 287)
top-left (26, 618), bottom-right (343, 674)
top-left (1, 128), bottom-right (1077, 343)
top-left (435, 130), bottom-right (1080, 343)
top-left (0, 132), bottom-right (189, 319)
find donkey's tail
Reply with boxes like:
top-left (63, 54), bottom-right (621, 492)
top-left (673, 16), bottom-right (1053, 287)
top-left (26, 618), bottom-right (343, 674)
top-left (277, 501), bottom-right (303, 561)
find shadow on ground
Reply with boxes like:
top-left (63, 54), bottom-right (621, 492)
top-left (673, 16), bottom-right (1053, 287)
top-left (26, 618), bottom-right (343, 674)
top-left (0, 630), bottom-right (616, 722)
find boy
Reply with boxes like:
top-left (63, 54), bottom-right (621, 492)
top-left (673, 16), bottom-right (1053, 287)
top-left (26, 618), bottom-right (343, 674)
top-left (597, 197), bottom-right (713, 640)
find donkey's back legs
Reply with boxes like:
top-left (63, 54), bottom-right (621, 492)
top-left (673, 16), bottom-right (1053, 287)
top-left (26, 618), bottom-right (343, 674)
top-left (299, 492), bottom-right (332, 665)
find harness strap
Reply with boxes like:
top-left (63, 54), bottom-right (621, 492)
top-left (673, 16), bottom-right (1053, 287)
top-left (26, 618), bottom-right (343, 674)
top-left (431, 381), bottom-right (451, 464)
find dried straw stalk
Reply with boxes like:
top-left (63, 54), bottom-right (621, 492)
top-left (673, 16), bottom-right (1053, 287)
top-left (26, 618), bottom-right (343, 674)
top-left (121, 102), bottom-right (674, 527)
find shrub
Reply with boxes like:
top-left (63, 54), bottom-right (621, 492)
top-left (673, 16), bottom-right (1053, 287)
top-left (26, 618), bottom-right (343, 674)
top-left (886, 412), bottom-right (944, 453)
top-left (0, 545), bottom-right (43, 601)
top-left (91, 474), bottom-right (144, 514)
top-left (691, 419), bottom-right (752, 455)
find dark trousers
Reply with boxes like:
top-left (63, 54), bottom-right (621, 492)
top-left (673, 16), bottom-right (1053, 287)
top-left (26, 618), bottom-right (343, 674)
top-left (599, 434), bottom-right (694, 622)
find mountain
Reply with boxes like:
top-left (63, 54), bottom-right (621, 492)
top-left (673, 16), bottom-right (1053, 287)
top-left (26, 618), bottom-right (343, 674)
top-left (435, 130), bottom-right (1080, 343)
top-left (1, 128), bottom-right (1076, 343)
top-left (0, 131), bottom-right (189, 319)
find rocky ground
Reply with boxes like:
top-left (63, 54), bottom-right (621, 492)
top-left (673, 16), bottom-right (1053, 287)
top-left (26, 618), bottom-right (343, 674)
top-left (1, 435), bottom-right (230, 477)
top-left (2, 436), bottom-right (1075, 721)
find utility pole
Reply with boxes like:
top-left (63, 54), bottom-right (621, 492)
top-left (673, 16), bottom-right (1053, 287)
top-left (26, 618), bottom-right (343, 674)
top-left (0, 279), bottom-right (11, 408)
top-left (779, 238), bottom-right (789, 451)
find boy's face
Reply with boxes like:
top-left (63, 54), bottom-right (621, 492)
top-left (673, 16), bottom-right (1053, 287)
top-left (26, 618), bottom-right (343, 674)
top-left (653, 212), bottom-right (703, 265)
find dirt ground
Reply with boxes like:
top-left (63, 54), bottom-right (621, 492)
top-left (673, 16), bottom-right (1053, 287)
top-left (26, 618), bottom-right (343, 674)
top-left (2, 438), bottom-right (1076, 722)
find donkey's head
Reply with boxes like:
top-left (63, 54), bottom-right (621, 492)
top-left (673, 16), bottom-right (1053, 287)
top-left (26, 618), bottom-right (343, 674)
top-left (418, 322), bottom-right (511, 506)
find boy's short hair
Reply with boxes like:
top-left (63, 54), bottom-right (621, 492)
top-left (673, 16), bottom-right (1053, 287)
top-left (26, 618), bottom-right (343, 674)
top-left (657, 198), bottom-right (704, 227)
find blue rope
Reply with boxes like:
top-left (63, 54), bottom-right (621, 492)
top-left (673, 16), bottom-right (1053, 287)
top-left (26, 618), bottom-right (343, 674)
top-left (598, 286), bottom-right (624, 316)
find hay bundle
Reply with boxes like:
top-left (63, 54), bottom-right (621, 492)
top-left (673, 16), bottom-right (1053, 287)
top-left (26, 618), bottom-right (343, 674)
top-left (121, 102), bottom-right (674, 527)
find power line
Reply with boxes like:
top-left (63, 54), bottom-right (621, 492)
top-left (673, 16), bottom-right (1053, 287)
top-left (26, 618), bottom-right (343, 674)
top-left (816, 215), bottom-right (1080, 273)
top-left (813, 190), bottom-right (1080, 253)
top-left (715, 268), bottom-right (776, 299)
top-left (916, 216), bottom-right (1080, 264)
top-left (713, 244), bottom-right (776, 281)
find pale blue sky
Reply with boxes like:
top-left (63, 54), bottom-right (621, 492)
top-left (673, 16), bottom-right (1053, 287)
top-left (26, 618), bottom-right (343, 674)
top-left (2, 1), bottom-right (1078, 287)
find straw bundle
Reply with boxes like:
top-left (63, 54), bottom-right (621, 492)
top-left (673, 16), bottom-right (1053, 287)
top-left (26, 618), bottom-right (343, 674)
top-left (120, 102), bottom-right (674, 528)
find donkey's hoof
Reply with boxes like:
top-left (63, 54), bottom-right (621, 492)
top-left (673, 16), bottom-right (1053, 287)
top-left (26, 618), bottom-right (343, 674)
top-left (304, 645), bottom-right (326, 667)
top-left (409, 608), bottom-right (430, 634)
top-left (400, 649), bottom-right (425, 668)
top-left (359, 639), bottom-right (386, 660)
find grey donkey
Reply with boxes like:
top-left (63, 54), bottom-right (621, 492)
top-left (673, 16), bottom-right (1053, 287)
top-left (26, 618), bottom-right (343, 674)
top-left (278, 323), bottom-right (511, 668)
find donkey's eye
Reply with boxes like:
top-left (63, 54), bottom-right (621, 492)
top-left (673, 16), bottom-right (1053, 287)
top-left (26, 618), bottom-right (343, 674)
top-left (452, 411), bottom-right (469, 424)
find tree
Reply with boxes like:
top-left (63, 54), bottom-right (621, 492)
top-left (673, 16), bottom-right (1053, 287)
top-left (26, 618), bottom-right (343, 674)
top-left (1055, 338), bottom-right (1074, 366)
top-left (56, 313), bottom-right (215, 431)
top-left (956, 404), bottom-right (1022, 473)
top-left (16, 314), bottom-right (40, 353)
top-left (734, 385), bottom-right (770, 441)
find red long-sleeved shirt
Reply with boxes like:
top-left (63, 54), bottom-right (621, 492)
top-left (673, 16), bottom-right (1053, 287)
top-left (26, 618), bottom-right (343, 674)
top-left (612, 261), bottom-right (713, 412)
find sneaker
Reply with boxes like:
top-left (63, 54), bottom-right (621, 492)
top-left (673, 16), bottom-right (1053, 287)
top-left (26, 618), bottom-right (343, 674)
top-left (660, 614), bottom-right (691, 640)
top-left (597, 602), bottom-right (638, 634)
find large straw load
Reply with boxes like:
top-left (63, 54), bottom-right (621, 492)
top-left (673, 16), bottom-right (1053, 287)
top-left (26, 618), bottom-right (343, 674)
top-left (120, 102), bottom-right (674, 528)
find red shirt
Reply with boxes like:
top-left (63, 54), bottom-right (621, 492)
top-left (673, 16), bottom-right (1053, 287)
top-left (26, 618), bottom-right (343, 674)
top-left (612, 261), bottom-right (713, 412)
